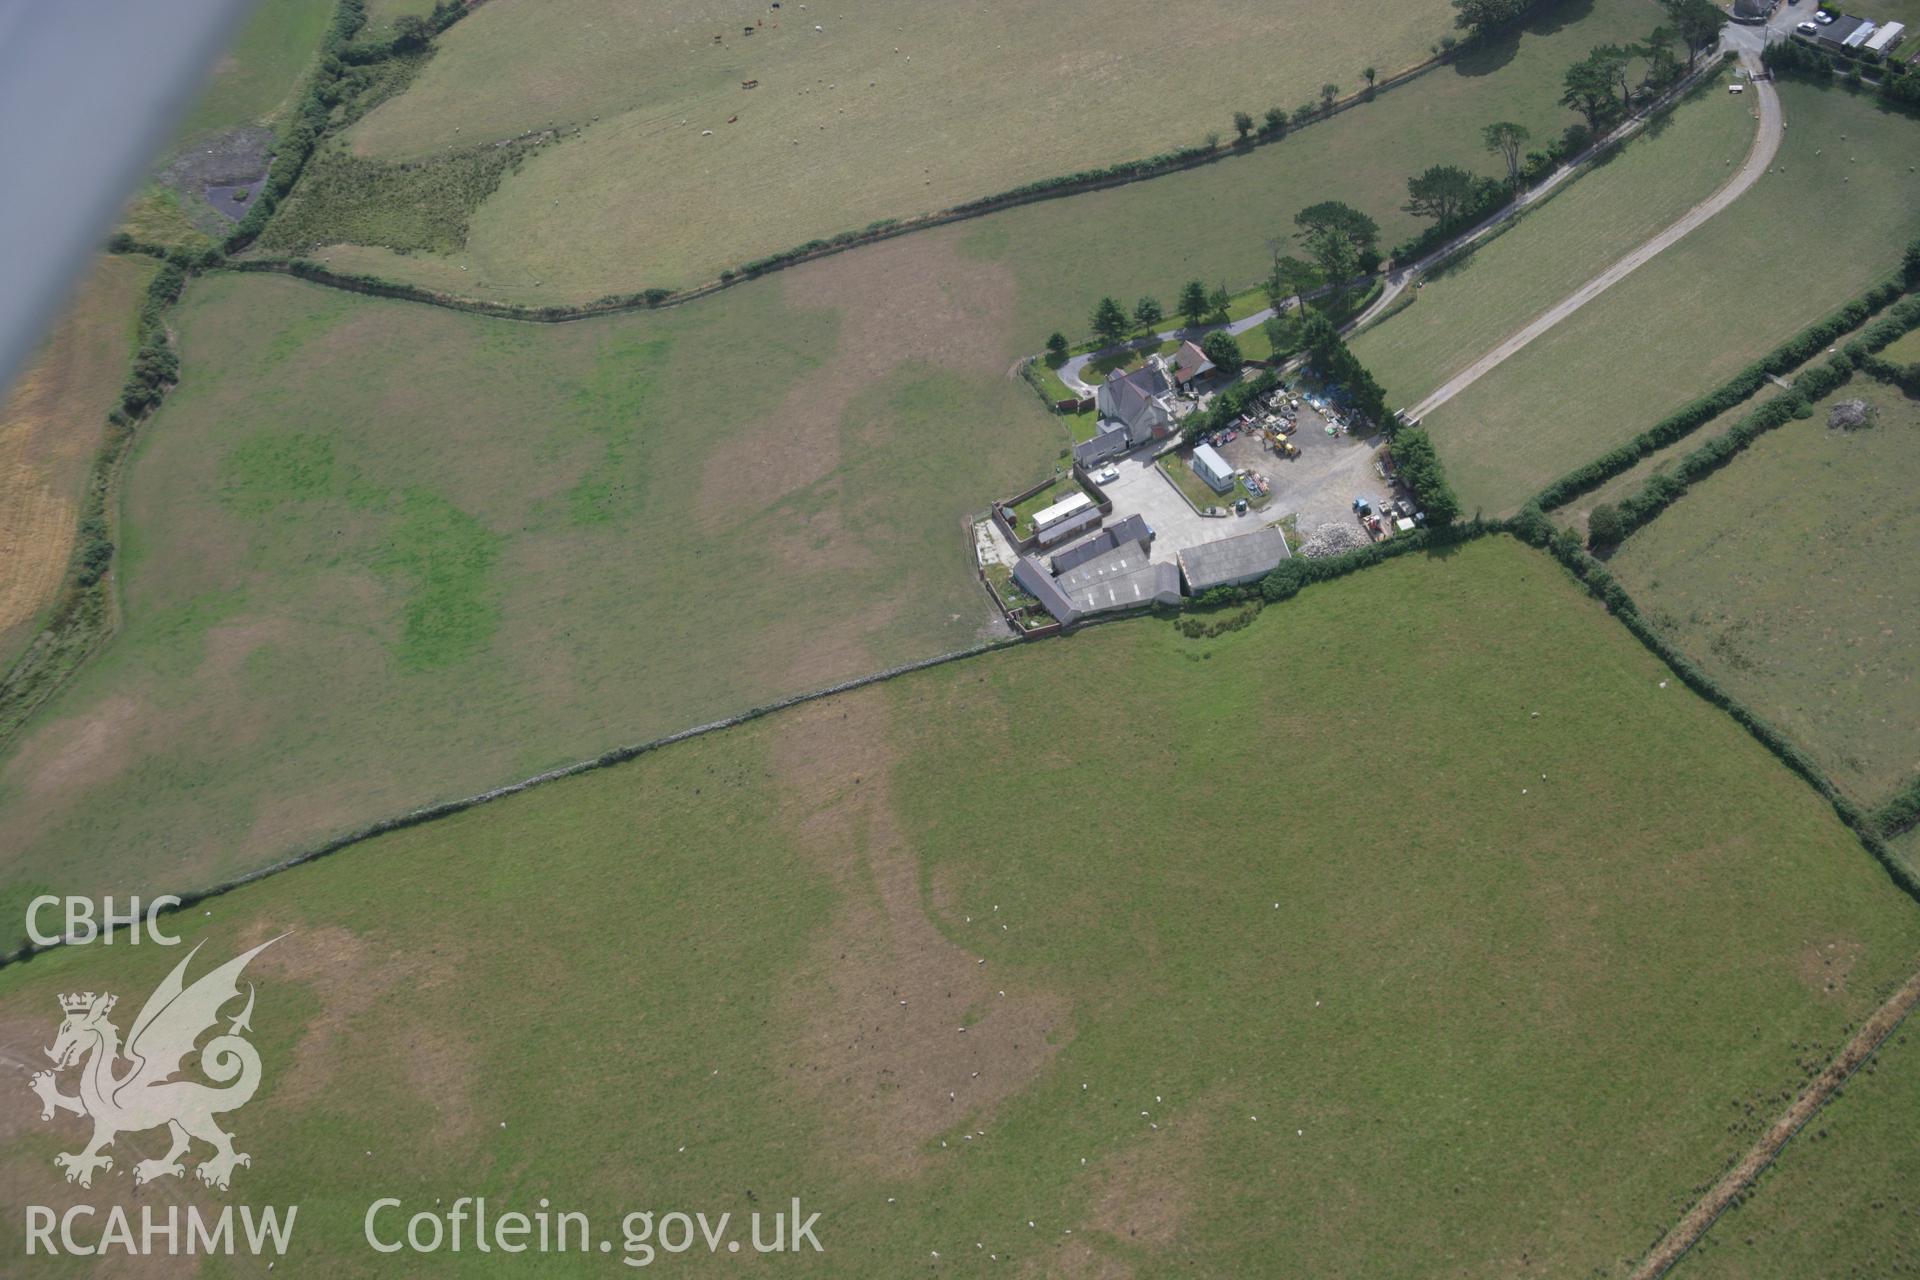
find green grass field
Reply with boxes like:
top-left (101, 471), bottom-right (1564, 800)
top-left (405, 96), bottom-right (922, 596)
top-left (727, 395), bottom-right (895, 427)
top-left (301, 0), bottom-right (1668, 304)
top-left (334, 0), bottom-right (1458, 291)
top-left (1350, 78), bottom-right (1758, 409)
top-left (1674, 1017), bottom-right (1920, 1278)
top-left (1421, 81), bottom-right (1920, 515)
top-left (0, 257), bottom-right (1061, 939)
top-left (2, 538), bottom-right (1915, 1274)
top-left (171, 0), bottom-right (336, 146)
top-left (1607, 378), bottom-right (1920, 807)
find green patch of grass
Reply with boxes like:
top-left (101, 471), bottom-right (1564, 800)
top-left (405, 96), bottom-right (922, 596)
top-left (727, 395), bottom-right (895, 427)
top-left (2, 540), bottom-right (1915, 1273)
top-left (1351, 81), bottom-right (1759, 407)
top-left (117, 185), bottom-right (218, 253)
top-left (1421, 82), bottom-right (1920, 514)
top-left (0, 270), bottom-right (1062, 913)
top-left (172, 0), bottom-right (337, 145)
top-left (257, 140), bottom-right (533, 256)
top-left (1162, 454), bottom-right (1265, 514)
top-left (1674, 1019), bottom-right (1920, 1279)
top-left (1007, 474), bottom-right (1086, 538)
top-left (1607, 378), bottom-right (1920, 806)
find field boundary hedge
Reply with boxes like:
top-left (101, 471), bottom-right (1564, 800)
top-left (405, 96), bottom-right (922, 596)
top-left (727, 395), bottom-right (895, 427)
top-left (0, 260), bottom-right (196, 748)
top-left (1508, 508), bottom-right (1920, 904)
top-left (1599, 291), bottom-right (1920, 542)
top-left (193, 0), bottom-right (1686, 326)
top-left (1534, 247), bottom-right (1920, 512)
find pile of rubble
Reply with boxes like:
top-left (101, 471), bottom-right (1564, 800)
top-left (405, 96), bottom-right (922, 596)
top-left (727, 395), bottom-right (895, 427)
top-left (1299, 522), bottom-right (1368, 558)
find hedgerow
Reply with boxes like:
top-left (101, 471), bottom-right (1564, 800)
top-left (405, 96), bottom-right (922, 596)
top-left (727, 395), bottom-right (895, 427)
top-left (1507, 514), bottom-right (1920, 903)
top-left (1534, 259), bottom-right (1916, 511)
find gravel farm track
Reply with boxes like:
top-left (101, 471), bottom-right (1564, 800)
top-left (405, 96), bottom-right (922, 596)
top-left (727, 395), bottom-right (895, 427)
top-left (1051, 35), bottom-right (1780, 405)
top-left (1407, 45), bottom-right (1783, 420)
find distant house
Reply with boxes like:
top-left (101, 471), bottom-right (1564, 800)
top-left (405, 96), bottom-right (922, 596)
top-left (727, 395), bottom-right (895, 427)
top-left (1177, 527), bottom-right (1290, 594)
top-left (1171, 340), bottom-right (1217, 391)
top-left (1028, 489), bottom-right (1100, 546)
top-left (1731, 0), bottom-right (1773, 23)
top-left (1096, 358), bottom-right (1177, 446)
top-left (1071, 419), bottom-right (1131, 467)
top-left (1191, 443), bottom-right (1235, 494)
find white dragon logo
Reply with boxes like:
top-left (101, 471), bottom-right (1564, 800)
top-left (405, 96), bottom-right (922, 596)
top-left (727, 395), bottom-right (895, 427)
top-left (27, 938), bottom-right (280, 1191)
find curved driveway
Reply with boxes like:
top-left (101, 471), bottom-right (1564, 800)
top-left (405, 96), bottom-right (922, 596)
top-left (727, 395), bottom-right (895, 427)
top-left (1407, 46), bottom-right (1783, 420)
top-left (1053, 34), bottom-right (1781, 412)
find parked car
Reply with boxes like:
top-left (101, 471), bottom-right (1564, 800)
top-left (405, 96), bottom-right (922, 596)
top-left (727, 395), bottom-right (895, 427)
top-left (1797, 19), bottom-right (1819, 32)
top-left (1815, 10), bottom-right (1835, 22)
top-left (1092, 465), bottom-right (1119, 485)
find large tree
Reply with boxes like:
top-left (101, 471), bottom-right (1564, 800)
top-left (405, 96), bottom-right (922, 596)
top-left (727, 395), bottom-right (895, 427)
top-left (1201, 329), bottom-right (1244, 374)
top-left (1641, 27), bottom-right (1682, 89)
top-left (1590, 43), bottom-right (1638, 108)
top-left (1561, 53), bottom-right (1621, 133)
top-left (1482, 121), bottom-right (1530, 192)
top-left (1662, 0), bottom-right (1724, 71)
top-left (1293, 201), bottom-right (1379, 257)
top-left (1134, 296), bottom-right (1164, 331)
top-left (1232, 111), bottom-right (1255, 142)
top-left (1264, 254), bottom-right (1317, 311)
top-left (1177, 280), bottom-right (1211, 328)
top-left (1403, 164), bottom-right (1478, 225)
top-left (1303, 226), bottom-right (1360, 299)
top-left (1091, 296), bottom-right (1130, 346)
top-left (1452, 0), bottom-right (1532, 38)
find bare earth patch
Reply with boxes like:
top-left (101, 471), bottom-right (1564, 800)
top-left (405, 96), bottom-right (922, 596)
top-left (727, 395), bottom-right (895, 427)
top-left (769, 688), bottom-right (1069, 1177)
top-left (1796, 938), bottom-right (1863, 999)
top-left (241, 921), bottom-right (478, 1151)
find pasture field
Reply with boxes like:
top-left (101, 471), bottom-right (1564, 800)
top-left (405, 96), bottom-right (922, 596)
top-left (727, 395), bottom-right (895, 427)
top-left (2, 538), bottom-right (1917, 1273)
top-left (1674, 1019), bottom-right (1920, 1278)
top-left (0, 241), bottom-right (1063, 939)
top-left (1607, 379), bottom-right (1920, 807)
top-left (172, 0), bottom-right (336, 146)
top-left (307, 0), bottom-right (1666, 302)
top-left (1350, 80), bottom-right (1757, 409)
top-left (0, 256), bottom-right (156, 667)
top-left (1421, 82), bottom-right (1920, 515)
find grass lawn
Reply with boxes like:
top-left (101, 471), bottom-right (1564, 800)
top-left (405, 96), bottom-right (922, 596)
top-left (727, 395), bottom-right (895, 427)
top-left (1, 539), bottom-right (1915, 1273)
top-left (1083, 338), bottom-right (1180, 381)
top-left (171, 0), bottom-right (336, 146)
top-left (1162, 454), bottom-right (1268, 513)
top-left (1420, 81), bottom-right (1920, 515)
top-left (1606, 378), bottom-right (1920, 807)
top-left (307, 0), bottom-right (1668, 306)
top-left (1351, 78), bottom-right (1759, 408)
top-left (0, 255), bottom-right (156, 667)
top-left (1007, 474), bottom-right (1086, 538)
top-left (1674, 1016), bottom-right (1920, 1278)
top-left (0, 258), bottom-right (1062, 938)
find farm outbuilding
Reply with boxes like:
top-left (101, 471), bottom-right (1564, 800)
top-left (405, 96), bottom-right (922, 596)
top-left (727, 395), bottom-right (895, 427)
top-left (1864, 21), bottom-right (1905, 54)
top-left (1191, 443), bottom-right (1235, 493)
top-left (1030, 490), bottom-right (1099, 545)
top-left (1177, 527), bottom-right (1290, 593)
